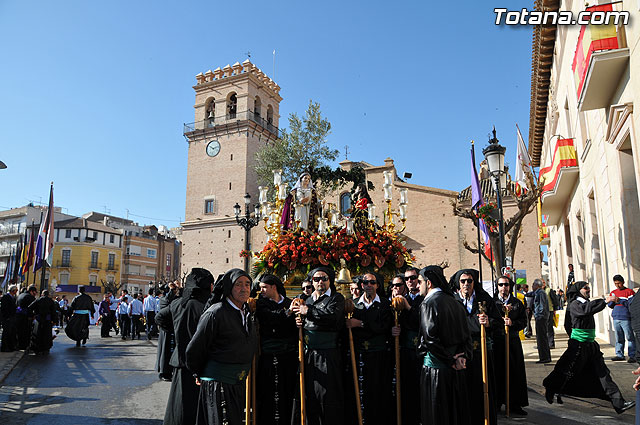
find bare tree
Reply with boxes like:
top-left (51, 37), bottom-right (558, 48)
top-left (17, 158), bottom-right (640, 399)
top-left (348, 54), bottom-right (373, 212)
top-left (453, 170), bottom-right (542, 276)
top-left (101, 279), bottom-right (123, 296)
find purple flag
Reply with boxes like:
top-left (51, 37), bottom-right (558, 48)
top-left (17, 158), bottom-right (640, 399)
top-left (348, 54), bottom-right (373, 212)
top-left (471, 143), bottom-right (484, 210)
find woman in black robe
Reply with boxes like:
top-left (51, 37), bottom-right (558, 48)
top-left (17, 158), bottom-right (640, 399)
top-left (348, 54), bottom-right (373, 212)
top-left (418, 265), bottom-right (472, 425)
top-left (156, 283), bottom-right (178, 381)
top-left (186, 268), bottom-right (259, 425)
top-left (157, 268), bottom-right (214, 425)
top-left (543, 281), bottom-right (635, 414)
top-left (254, 274), bottom-right (298, 425)
top-left (28, 290), bottom-right (57, 354)
top-left (492, 276), bottom-right (528, 415)
top-left (451, 268), bottom-right (501, 425)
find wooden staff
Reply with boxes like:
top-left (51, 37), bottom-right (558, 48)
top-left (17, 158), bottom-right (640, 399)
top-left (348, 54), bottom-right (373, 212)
top-left (291, 298), bottom-right (307, 425)
top-left (245, 298), bottom-right (257, 425)
top-left (479, 301), bottom-right (490, 425)
top-left (391, 296), bottom-right (405, 425)
top-left (503, 304), bottom-right (511, 418)
top-left (344, 299), bottom-right (363, 425)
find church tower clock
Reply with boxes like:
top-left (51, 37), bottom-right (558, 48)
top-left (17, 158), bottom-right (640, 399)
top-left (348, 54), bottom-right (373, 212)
top-left (181, 60), bottom-right (282, 273)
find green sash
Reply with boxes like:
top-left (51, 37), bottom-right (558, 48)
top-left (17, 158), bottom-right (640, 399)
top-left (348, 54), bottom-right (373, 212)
top-left (423, 352), bottom-right (448, 369)
top-left (200, 359), bottom-right (251, 385)
top-left (261, 338), bottom-right (297, 354)
top-left (356, 334), bottom-right (387, 352)
top-left (571, 328), bottom-right (596, 342)
top-left (400, 330), bottom-right (419, 350)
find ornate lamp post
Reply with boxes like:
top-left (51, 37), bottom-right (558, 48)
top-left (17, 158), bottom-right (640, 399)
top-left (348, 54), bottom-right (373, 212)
top-left (483, 127), bottom-right (507, 274)
top-left (234, 193), bottom-right (261, 272)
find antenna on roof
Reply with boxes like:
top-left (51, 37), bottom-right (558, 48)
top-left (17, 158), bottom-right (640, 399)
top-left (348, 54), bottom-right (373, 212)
top-left (344, 145), bottom-right (350, 160)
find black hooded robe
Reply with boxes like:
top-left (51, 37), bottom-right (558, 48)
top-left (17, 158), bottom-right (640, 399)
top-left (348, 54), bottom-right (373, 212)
top-left (398, 292), bottom-right (424, 425)
top-left (451, 269), bottom-right (500, 425)
top-left (255, 294), bottom-right (298, 425)
top-left (344, 295), bottom-right (393, 425)
top-left (419, 288), bottom-right (473, 425)
top-left (543, 295), bottom-right (628, 412)
top-left (28, 296), bottom-right (57, 353)
top-left (155, 291), bottom-right (177, 380)
top-left (1, 293), bottom-right (17, 352)
top-left (157, 268), bottom-right (213, 425)
top-left (15, 292), bottom-right (36, 350)
top-left (492, 294), bottom-right (529, 410)
top-left (66, 292), bottom-right (95, 343)
top-left (185, 268), bottom-right (258, 425)
top-left (300, 276), bottom-right (345, 425)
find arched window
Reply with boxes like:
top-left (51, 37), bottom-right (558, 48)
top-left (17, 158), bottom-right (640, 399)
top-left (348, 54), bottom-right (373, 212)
top-left (227, 93), bottom-right (237, 119)
top-left (340, 192), bottom-right (352, 216)
top-left (254, 96), bottom-right (261, 119)
top-left (267, 104), bottom-right (274, 125)
top-left (206, 98), bottom-right (215, 127)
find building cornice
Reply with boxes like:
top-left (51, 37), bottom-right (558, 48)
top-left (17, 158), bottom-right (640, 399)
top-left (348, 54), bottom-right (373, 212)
top-left (528, 0), bottom-right (560, 167)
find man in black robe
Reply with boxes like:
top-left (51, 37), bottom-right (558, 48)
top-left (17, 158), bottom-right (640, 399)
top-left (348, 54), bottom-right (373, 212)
top-left (492, 275), bottom-right (528, 415)
top-left (254, 274), bottom-right (298, 425)
top-left (543, 281), bottom-right (635, 414)
top-left (15, 285), bottom-right (37, 350)
top-left (67, 286), bottom-right (96, 347)
top-left (451, 268), bottom-right (501, 425)
top-left (345, 272), bottom-right (393, 425)
top-left (157, 268), bottom-right (213, 425)
top-left (291, 266), bottom-right (345, 425)
top-left (418, 265), bottom-right (472, 425)
top-left (28, 290), bottom-right (57, 354)
top-left (394, 267), bottom-right (424, 425)
top-left (1, 285), bottom-right (18, 352)
top-left (186, 268), bottom-right (258, 425)
top-left (156, 282), bottom-right (179, 381)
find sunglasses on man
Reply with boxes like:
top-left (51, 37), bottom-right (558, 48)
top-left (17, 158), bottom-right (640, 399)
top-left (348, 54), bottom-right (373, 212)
top-left (362, 279), bottom-right (377, 286)
top-left (302, 285), bottom-right (313, 291)
top-left (459, 278), bottom-right (474, 284)
top-left (405, 275), bottom-right (418, 281)
top-left (496, 282), bottom-right (509, 287)
top-left (312, 276), bottom-right (329, 282)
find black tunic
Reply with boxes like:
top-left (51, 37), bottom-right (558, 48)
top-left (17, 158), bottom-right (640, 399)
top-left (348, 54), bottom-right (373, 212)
top-left (418, 289), bottom-right (472, 425)
top-left (155, 294), bottom-right (176, 379)
top-left (15, 292), bottom-right (35, 350)
top-left (28, 296), bottom-right (57, 353)
top-left (492, 295), bottom-right (528, 409)
top-left (186, 300), bottom-right (259, 425)
top-left (398, 292), bottom-right (424, 425)
top-left (157, 290), bottom-right (209, 425)
top-left (543, 297), bottom-right (627, 411)
top-left (1, 293), bottom-right (17, 352)
top-left (65, 293), bottom-right (95, 343)
top-left (302, 289), bottom-right (345, 425)
top-left (255, 295), bottom-right (298, 425)
top-left (454, 289), bottom-right (501, 425)
top-left (345, 295), bottom-right (393, 425)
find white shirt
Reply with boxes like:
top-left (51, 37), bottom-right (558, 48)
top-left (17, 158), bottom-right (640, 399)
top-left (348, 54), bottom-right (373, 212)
top-left (425, 287), bottom-right (442, 301)
top-left (459, 290), bottom-right (476, 313)
top-left (143, 296), bottom-right (157, 313)
top-left (128, 299), bottom-right (144, 315)
top-left (498, 294), bottom-right (511, 304)
top-left (226, 298), bottom-right (248, 329)
top-left (357, 294), bottom-right (380, 309)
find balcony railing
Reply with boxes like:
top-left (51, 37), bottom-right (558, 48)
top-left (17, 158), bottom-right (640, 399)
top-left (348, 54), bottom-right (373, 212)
top-left (88, 262), bottom-right (102, 270)
top-left (184, 110), bottom-right (280, 138)
top-left (56, 260), bottom-right (72, 268)
top-left (0, 225), bottom-right (21, 236)
top-left (107, 264), bottom-right (118, 271)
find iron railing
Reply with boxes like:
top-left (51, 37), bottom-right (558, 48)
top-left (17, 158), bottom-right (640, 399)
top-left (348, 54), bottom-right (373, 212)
top-left (183, 110), bottom-right (280, 138)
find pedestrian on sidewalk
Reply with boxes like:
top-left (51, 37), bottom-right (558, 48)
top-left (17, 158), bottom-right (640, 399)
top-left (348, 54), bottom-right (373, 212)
top-left (543, 281), bottom-right (635, 414)
top-left (156, 282), bottom-right (178, 381)
top-left (523, 284), bottom-right (534, 338)
top-left (543, 280), bottom-right (558, 349)
top-left (607, 274), bottom-right (636, 363)
top-left (532, 279), bottom-right (551, 363)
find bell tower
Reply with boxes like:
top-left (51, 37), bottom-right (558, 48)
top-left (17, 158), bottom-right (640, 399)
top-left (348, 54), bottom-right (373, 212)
top-left (181, 60), bottom-right (282, 273)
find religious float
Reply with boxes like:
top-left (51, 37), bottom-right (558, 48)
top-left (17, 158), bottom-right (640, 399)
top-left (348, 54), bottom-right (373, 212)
top-left (246, 169), bottom-right (415, 290)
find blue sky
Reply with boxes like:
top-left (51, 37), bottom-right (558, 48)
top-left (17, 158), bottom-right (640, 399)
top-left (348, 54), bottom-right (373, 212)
top-left (0, 0), bottom-right (535, 228)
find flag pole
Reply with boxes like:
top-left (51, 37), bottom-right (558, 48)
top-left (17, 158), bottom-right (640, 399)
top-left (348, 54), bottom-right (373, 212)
top-left (472, 141), bottom-right (484, 285)
top-left (33, 211), bottom-right (43, 286)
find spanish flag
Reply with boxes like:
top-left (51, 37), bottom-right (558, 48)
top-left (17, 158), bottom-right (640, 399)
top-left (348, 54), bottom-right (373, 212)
top-left (572, 3), bottom-right (619, 99)
top-left (539, 139), bottom-right (578, 194)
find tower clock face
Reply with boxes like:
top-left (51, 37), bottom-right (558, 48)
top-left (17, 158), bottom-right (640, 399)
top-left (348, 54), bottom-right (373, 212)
top-left (206, 140), bottom-right (221, 157)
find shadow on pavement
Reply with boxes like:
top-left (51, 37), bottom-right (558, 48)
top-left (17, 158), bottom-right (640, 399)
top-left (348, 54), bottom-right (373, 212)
top-left (0, 412), bottom-right (163, 425)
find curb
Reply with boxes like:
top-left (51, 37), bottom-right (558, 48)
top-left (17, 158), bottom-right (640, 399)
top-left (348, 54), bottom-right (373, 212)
top-left (0, 350), bottom-right (25, 386)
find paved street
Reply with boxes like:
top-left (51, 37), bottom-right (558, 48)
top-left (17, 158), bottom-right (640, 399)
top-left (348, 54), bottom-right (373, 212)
top-left (0, 319), bottom-right (638, 424)
top-left (0, 326), bottom-right (167, 424)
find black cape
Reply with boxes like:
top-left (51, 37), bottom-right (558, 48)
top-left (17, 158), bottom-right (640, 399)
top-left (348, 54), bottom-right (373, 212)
top-left (492, 295), bottom-right (528, 409)
top-left (29, 296), bottom-right (57, 353)
top-left (15, 292), bottom-right (36, 350)
top-left (155, 294), bottom-right (176, 379)
top-left (418, 289), bottom-right (472, 425)
top-left (398, 292), bottom-right (424, 425)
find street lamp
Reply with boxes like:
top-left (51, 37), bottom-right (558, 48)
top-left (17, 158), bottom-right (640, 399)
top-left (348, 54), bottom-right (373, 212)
top-left (483, 127), bottom-right (507, 275)
top-left (234, 193), bottom-right (262, 272)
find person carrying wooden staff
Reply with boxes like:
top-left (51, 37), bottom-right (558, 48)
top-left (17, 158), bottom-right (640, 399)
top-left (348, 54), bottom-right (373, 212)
top-left (291, 266), bottom-right (345, 425)
top-left (344, 298), bottom-right (364, 425)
